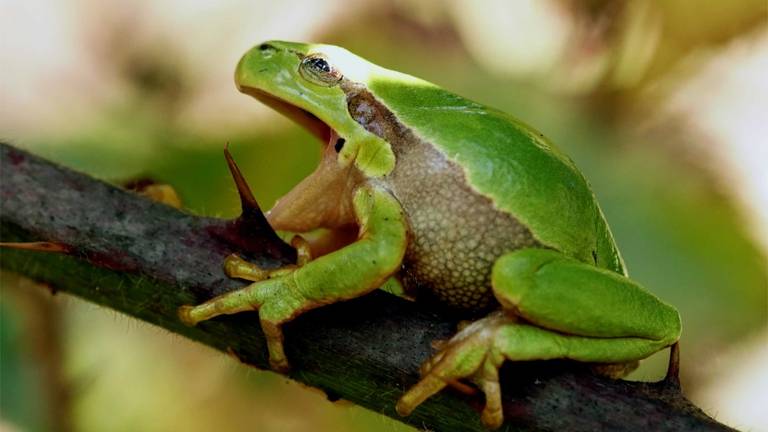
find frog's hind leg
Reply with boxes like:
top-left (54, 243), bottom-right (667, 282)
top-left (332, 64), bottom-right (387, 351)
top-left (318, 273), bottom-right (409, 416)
top-left (492, 248), bottom-right (681, 353)
top-left (398, 248), bottom-right (682, 429)
top-left (398, 313), bottom-right (679, 429)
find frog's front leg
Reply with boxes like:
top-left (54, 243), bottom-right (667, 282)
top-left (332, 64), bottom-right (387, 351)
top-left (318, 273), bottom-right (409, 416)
top-left (398, 248), bottom-right (681, 429)
top-left (179, 184), bottom-right (407, 371)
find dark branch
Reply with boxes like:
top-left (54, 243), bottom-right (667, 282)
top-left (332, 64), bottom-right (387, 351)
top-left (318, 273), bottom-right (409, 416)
top-left (0, 142), bottom-right (733, 432)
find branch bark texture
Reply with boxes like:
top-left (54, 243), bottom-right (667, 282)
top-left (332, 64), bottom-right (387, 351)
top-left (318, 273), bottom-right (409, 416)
top-left (0, 142), bottom-right (734, 432)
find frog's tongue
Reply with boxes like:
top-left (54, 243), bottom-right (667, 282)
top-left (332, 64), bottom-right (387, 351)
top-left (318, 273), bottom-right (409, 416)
top-left (266, 131), bottom-right (360, 232)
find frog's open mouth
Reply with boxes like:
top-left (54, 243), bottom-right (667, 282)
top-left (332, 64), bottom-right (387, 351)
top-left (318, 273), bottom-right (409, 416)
top-left (238, 85), bottom-right (358, 234)
top-left (239, 86), bottom-right (332, 144)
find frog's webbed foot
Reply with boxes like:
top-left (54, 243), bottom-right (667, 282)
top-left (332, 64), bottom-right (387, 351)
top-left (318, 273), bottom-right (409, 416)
top-left (397, 312), bottom-right (511, 429)
top-left (203, 237), bottom-right (313, 371)
top-left (178, 257), bottom-right (308, 372)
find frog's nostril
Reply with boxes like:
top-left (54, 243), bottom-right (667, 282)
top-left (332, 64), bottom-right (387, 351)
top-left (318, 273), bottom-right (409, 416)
top-left (257, 43), bottom-right (276, 58)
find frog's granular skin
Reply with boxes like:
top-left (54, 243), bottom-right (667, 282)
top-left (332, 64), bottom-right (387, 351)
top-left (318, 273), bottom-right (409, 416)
top-left (343, 82), bottom-right (538, 312)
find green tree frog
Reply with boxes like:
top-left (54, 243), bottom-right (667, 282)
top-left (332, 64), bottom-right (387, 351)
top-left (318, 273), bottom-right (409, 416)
top-left (179, 41), bottom-right (681, 428)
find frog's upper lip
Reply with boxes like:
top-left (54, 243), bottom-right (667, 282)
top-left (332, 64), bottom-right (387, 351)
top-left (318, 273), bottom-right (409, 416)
top-left (238, 86), bottom-right (332, 143)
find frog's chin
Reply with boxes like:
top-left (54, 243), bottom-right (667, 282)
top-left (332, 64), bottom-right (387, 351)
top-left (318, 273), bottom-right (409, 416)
top-left (239, 86), bottom-right (331, 144)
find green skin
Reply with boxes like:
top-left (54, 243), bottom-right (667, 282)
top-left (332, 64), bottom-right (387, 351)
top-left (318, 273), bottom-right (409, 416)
top-left (179, 41), bottom-right (681, 429)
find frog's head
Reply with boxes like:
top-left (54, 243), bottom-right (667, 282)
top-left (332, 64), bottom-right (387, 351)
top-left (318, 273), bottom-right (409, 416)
top-left (235, 41), bottom-right (394, 232)
top-left (236, 41), bottom-right (371, 144)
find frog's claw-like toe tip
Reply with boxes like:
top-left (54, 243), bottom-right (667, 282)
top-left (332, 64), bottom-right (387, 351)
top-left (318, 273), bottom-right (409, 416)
top-left (481, 406), bottom-right (504, 429)
top-left (395, 399), bottom-right (413, 417)
top-left (177, 305), bottom-right (198, 327)
top-left (269, 358), bottom-right (291, 374)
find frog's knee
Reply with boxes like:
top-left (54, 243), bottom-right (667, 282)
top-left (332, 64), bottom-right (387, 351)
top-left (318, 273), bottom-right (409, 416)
top-left (491, 248), bottom-right (562, 309)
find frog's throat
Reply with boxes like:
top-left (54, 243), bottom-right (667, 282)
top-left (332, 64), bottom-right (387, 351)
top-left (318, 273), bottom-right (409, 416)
top-left (266, 130), bottom-right (362, 233)
top-left (239, 87), bottom-right (364, 232)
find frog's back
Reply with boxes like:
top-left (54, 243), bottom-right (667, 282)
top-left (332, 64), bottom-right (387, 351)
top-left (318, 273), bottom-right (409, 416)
top-left (367, 76), bottom-right (625, 275)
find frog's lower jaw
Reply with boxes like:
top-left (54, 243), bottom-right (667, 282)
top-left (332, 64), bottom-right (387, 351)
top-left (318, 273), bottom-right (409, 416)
top-left (239, 85), bottom-right (332, 143)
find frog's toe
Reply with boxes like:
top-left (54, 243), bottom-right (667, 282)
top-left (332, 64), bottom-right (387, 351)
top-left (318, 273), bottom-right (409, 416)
top-left (223, 236), bottom-right (311, 282)
top-left (260, 318), bottom-right (292, 372)
top-left (419, 348), bottom-right (445, 375)
top-left (397, 344), bottom-right (497, 424)
top-left (224, 253), bottom-right (286, 282)
top-left (396, 374), bottom-right (448, 416)
top-left (415, 350), bottom-right (477, 397)
top-left (289, 235), bottom-right (312, 266)
top-left (177, 305), bottom-right (198, 326)
top-left (476, 356), bottom-right (504, 429)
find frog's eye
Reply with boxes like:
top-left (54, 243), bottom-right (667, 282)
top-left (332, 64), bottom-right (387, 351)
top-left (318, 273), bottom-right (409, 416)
top-left (299, 54), bottom-right (343, 87)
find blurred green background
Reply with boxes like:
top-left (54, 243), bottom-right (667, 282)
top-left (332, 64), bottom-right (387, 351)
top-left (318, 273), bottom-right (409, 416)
top-left (1, 1), bottom-right (766, 431)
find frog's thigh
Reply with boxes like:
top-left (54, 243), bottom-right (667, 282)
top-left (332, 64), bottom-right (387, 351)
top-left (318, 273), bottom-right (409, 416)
top-left (491, 248), bottom-right (681, 360)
